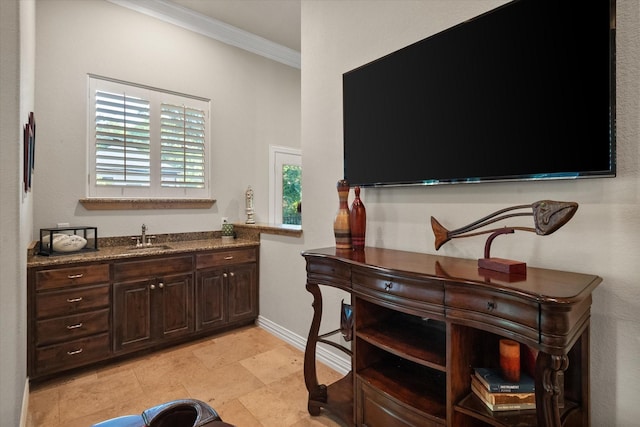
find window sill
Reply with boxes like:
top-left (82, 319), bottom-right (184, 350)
top-left (79, 198), bottom-right (215, 210)
top-left (234, 223), bottom-right (302, 238)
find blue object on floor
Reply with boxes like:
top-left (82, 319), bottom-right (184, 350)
top-left (91, 399), bottom-right (234, 427)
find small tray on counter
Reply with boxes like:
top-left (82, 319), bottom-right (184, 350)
top-left (38, 226), bottom-right (98, 256)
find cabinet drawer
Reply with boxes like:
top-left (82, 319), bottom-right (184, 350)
top-left (305, 257), bottom-right (351, 289)
top-left (352, 269), bottom-right (444, 313)
top-left (36, 308), bottom-right (109, 346)
top-left (357, 378), bottom-right (444, 427)
top-left (445, 284), bottom-right (539, 341)
top-left (34, 333), bottom-right (110, 375)
top-left (36, 284), bottom-right (110, 318)
top-left (35, 264), bottom-right (110, 291)
top-left (196, 248), bottom-right (257, 269)
top-left (114, 255), bottom-right (193, 282)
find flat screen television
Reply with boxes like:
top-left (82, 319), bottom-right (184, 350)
top-left (343, 0), bottom-right (616, 187)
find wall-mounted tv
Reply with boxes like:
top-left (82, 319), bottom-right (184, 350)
top-left (343, 0), bottom-right (616, 187)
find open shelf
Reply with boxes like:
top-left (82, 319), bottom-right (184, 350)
top-left (357, 315), bottom-right (446, 371)
top-left (358, 356), bottom-right (447, 420)
top-left (455, 392), bottom-right (579, 427)
top-left (315, 372), bottom-right (353, 426)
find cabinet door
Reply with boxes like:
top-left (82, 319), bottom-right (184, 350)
top-left (195, 268), bottom-right (226, 331)
top-left (114, 273), bottom-right (194, 353)
top-left (228, 263), bottom-right (258, 324)
top-left (113, 279), bottom-right (153, 353)
top-left (157, 272), bottom-right (194, 339)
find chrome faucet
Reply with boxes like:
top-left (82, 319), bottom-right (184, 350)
top-left (131, 224), bottom-right (153, 247)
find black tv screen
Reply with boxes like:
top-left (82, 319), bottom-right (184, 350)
top-left (343, 0), bottom-right (616, 187)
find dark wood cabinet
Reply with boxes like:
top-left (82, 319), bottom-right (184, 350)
top-left (112, 255), bottom-right (194, 353)
top-left (28, 244), bottom-right (259, 381)
top-left (113, 275), bottom-right (194, 355)
top-left (302, 247), bottom-right (601, 427)
top-left (28, 263), bottom-right (111, 378)
top-left (195, 248), bottom-right (258, 331)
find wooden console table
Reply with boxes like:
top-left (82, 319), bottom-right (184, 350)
top-left (302, 247), bottom-right (601, 427)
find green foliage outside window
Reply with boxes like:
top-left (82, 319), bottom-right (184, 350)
top-left (282, 164), bottom-right (301, 225)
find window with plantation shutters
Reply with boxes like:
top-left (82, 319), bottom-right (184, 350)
top-left (88, 76), bottom-right (210, 199)
top-left (160, 103), bottom-right (205, 189)
top-left (95, 91), bottom-right (151, 187)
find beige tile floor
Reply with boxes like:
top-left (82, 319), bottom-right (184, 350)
top-left (27, 325), bottom-right (349, 427)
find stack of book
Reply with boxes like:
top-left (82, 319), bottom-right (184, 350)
top-left (471, 367), bottom-right (536, 412)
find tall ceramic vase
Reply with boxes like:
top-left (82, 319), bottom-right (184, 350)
top-left (350, 186), bottom-right (366, 250)
top-left (334, 179), bottom-right (352, 250)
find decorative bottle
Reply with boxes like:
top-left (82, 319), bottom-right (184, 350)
top-left (333, 179), bottom-right (352, 250)
top-left (350, 186), bottom-right (366, 251)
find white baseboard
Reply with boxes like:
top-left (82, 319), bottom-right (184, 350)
top-left (20, 378), bottom-right (29, 427)
top-left (255, 316), bottom-right (351, 375)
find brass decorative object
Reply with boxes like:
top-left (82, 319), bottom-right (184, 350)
top-left (431, 200), bottom-right (578, 274)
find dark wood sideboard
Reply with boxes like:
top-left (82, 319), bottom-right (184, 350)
top-left (301, 247), bottom-right (601, 427)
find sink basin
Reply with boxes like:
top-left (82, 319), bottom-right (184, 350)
top-left (127, 244), bottom-right (173, 252)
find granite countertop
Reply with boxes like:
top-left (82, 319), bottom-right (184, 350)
top-left (27, 229), bottom-right (261, 267)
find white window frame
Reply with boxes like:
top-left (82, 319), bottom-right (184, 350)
top-left (269, 145), bottom-right (301, 225)
top-left (87, 75), bottom-right (211, 199)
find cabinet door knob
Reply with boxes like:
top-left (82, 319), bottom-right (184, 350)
top-left (229, 272), bottom-right (235, 277)
top-left (150, 284), bottom-right (156, 290)
top-left (223, 273), bottom-right (228, 278)
top-left (158, 282), bottom-right (164, 288)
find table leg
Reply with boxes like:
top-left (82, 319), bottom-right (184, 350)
top-left (304, 282), bottom-right (327, 415)
top-left (536, 352), bottom-right (568, 427)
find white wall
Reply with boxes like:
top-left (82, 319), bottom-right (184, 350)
top-left (0, 0), bottom-right (34, 425)
top-left (15, 1), bottom-right (640, 426)
top-left (34, 0), bottom-right (301, 237)
top-left (301, 0), bottom-right (640, 426)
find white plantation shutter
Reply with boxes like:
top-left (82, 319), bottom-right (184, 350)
top-left (88, 76), bottom-right (210, 199)
top-left (95, 91), bottom-right (151, 186)
top-left (160, 104), bottom-right (205, 188)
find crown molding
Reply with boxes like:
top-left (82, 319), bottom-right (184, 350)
top-left (107, 0), bottom-right (301, 69)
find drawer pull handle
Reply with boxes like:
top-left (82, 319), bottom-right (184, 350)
top-left (224, 256), bottom-right (234, 260)
top-left (67, 297), bottom-right (83, 303)
top-left (487, 301), bottom-right (497, 311)
top-left (67, 323), bottom-right (83, 330)
top-left (384, 282), bottom-right (393, 292)
top-left (67, 348), bottom-right (83, 356)
top-left (67, 273), bottom-right (84, 279)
